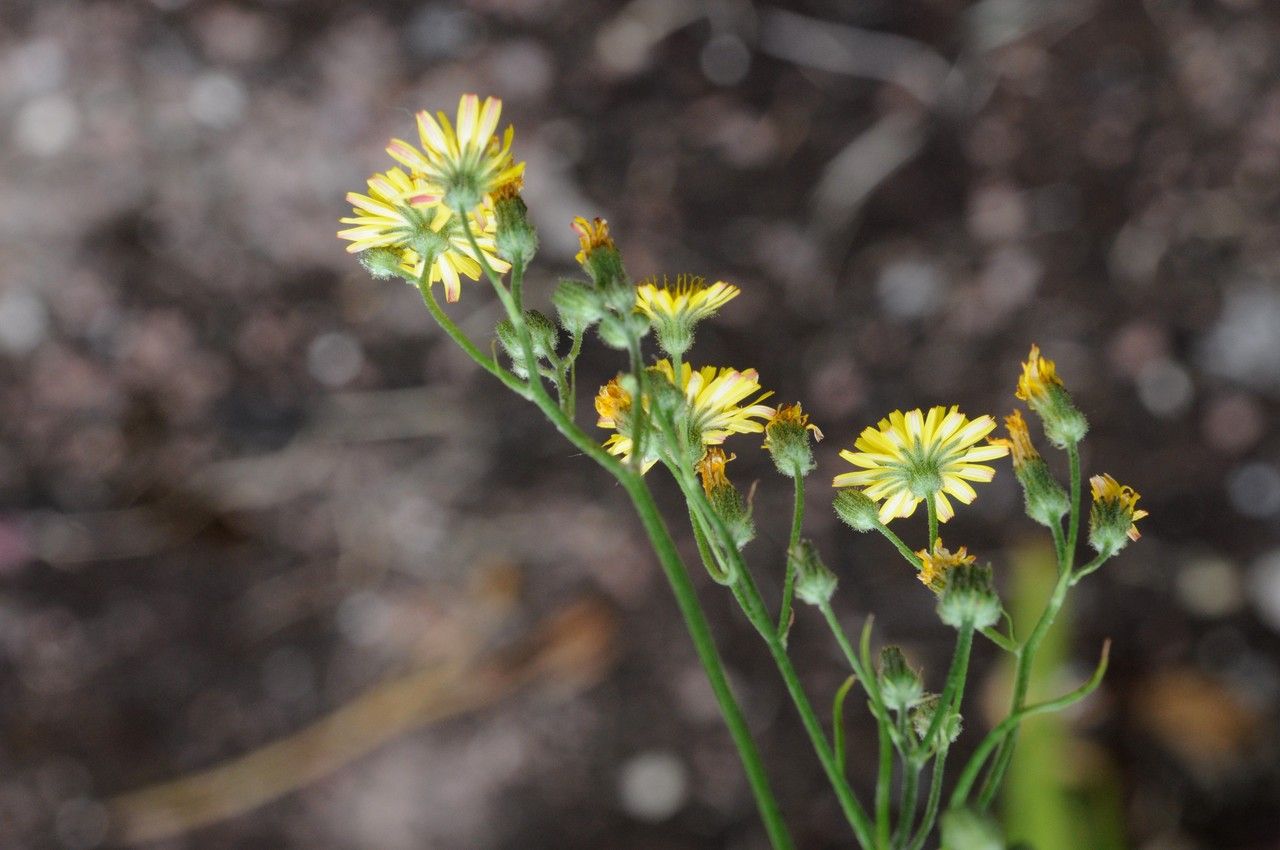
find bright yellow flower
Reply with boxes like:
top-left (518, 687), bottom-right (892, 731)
top-left (338, 169), bottom-right (509, 301)
top-left (635, 275), bottom-right (740, 325)
top-left (386, 94), bottom-right (524, 207)
top-left (987, 409), bottom-right (1038, 470)
top-left (594, 360), bottom-right (774, 468)
top-left (571, 216), bottom-right (614, 265)
top-left (1089, 474), bottom-right (1148, 543)
top-left (833, 406), bottom-right (1008, 524)
top-left (1015, 344), bottom-right (1063, 406)
top-left (915, 540), bottom-right (975, 590)
top-left (696, 447), bottom-right (735, 495)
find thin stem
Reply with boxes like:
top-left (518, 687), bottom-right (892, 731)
top-left (833, 675), bottom-right (857, 778)
top-left (926, 495), bottom-right (939, 552)
top-left (443, 221), bottom-right (793, 848)
top-left (949, 641), bottom-right (1111, 809)
top-left (906, 745), bottom-right (948, 850)
top-left (777, 475), bottom-right (806, 644)
top-left (417, 281), bottom-right (529, 397)
top-left (895, 757), bottom-right (920, 849)
top-left (922, 624), bottom-right (974, 758)
top-left (1065, 443), bottom-right (1082, 571)
top-left (874, 523), bottom-right (923, 570)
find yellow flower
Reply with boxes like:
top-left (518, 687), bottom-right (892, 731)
top-left (386, 94), bottom-right (524, 208)
top-left (833, 406), bottom-right (1009, 524)
top-left (696, 447), bottom-right (735, 495)
top-left (1015, 344), bottom-right (1063, 406)
top-left (635, 275), bottom-right (740, 325)
top-left (1089, 474), bottom-right (1148, 543)
top-left (987, 409), bottom-right (1038, 470)
top-left (571, 216), bottom-right (614, 265)
top-left (337, 167), bottom-right (437, 253)
top-left (338, 168), bottom-right (509, 300)
top-left (594, 361), bottom-right (774, 468)
top-left (915, 540), bottom-right (975, 591)
top-left (651, 360), bottom-right (775, 445)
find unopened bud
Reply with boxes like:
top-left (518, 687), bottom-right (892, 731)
top-left (764, 403), bottom-right (822, 478)
top-left (937, 563), bottom-right (1001, 630)
top-left (878, 646), bottom-right (924, 711)
top-left (358, 247), bottom-right (409, 281)
top-left (792, 539), bottom-right (838, 606)
top-left (1015, 345), bottom-right (1088, 448)
top-left (552, 279), bottom-right (605, 335)
top-left (697, 448), bottom-right (754, 550)
top-left (493, 188), bottom-right (538, 265)
top-left (834, 490), bottom-right (881, 533)
top-left (911, 694), bottom-right (962, 746)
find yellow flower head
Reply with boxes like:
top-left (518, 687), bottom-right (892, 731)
top-left (338, 168), bottom-right (510, 300)
top-left (833, 406), bottom-right (1009, 524)
top-left (1015, 344), bottom-right (1063, 405)
top-left (635, 275), bottom-right (740, 325)
top-left (386, 94), bottom-right (524, 209)
top-left (988, 409), bottom-right (1039, 470)
top-left (915, 540), bottom-right (976, 591)
top-left (764, 403), bottom-right (824, 447)
top-left (1089, 474), bottom-right (1148, 543)
top-left (571, 216), bottom-right (614, 265)
top-left (696, 447), bottom-right (735, 495)
top-left (652, 359), bottom-right (775, 445)
top-left (594, 360), bottom-right (774, 468)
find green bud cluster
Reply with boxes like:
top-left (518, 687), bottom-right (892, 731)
top-left (877, 646), bottom-right (924, 711)
top-left (792, 540), bottom-right (838, 606)
top-left (937, 563), bottom-right (1001, 630)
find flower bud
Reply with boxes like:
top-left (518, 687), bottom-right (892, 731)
top-left (1016, 345), bottom-right (1088, 448)
top-left (1088, 473), bottom-right (1148, 557)
top-left (911, 694), bottom-right (962, 746)
top-left (937, 562), bottom-right (1001, 629)
top-left (791, 539), bottom-right (838, 606)
top-left (571, 216), bottom-right (628, 294)
top-left (357, 247), bottom-right (409, 281)
top-left (523, 310), bottom-right (559, 359)
top-left (552, 279), bottom-right (605, 335)
top-left (493, 186), bottom-right (539, 265)
top-left (596, 314), bottom-right (631, 350)
top-left (878, 646), bottom-right (924, 711)
top-left (940, 809), bottom-right (1005, 850)
top-left (990, 410), bottom-right (1068, 527)
top-left (763, 403), bottom-right (823, 478)
top-left (834, 490), bottom-right (881, 533)
top-left (697, 448), bottom-right (754, 549)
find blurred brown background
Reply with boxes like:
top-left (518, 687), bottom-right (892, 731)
top-left (2, 0), bottom-right (1279, 848)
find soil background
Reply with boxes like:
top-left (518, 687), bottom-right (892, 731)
top-left (1, 1), bottom-right (1279, 848)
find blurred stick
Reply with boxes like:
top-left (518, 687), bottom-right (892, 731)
top-left (107, 598), bottom-right (616, 844)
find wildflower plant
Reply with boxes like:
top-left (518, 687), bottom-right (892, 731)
top-left (339, 95), bottom-right (1146, 850)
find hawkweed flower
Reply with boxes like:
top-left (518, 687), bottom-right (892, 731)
top-left (833, 407), bottom-right (1008, 524)
top-left (915, 540), bottom-right (976, 591)
top-left (1088, 473), bottom-right (1148, 555)
top-left (338, 169), bottom-right (509, 301)
top-left (696, 447), bottom-right (754, 549)
top-left (635, 275), bottom-right (740, 357)
top-left (595, 360), bottom-right (774, 468)
top-left (386, 94), bottom-right (524, 211)
top-left (989, 410), bottom-right (1069, 527)
top-left (1016, 344), bottom-right (1088, 448)
top-left (763, 402), bottom-right (823, 478)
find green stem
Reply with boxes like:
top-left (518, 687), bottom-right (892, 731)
top-left (906, 745), bottom-right (948, 850)
top-left (1065, 443), bottom-right (1082, 571)
top-left (416, 281), bottom-right (528, 397)
top-left (678, 474), bottom-right (875, 847)
top-left (950, 641), bottom-right (1110, 810)
top-left (444, 221), bottom-right (793, 848)
top-left (777, 475), bottom-right (806, 644)
top-left (895, 756), bottom-right (920, 849)
top-left (833, 675), bottom-right (857, 777)
top-left (874, 522), bottom-right (923, 570)
top-left (926, 495), bottom-right (939, 552)
top-left (922, 623), bottom-right (974, 758)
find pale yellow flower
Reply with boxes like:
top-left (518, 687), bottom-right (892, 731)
top-left (386, 94), bottom-right (524, 207)
top-left (337, 168), bottom-right (509, 301)
top-left (635, 275), bottom-right (740, 325)
top-left (833, 406), bottom-right (1008, 524)
top-left (594, 360), bottom-right (774, 468)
